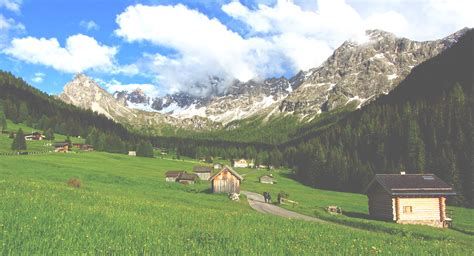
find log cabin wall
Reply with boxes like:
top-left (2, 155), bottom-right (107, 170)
top-left (368, 190), bottom-right (394, 220)
top-left (396, 197), bottom-right (441, 221)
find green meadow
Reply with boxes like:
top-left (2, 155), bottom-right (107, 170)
top-left (0, 125), bottom-right (473, 255)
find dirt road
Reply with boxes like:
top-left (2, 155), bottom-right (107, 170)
top-left (241, 191), bottom-right (327, 223)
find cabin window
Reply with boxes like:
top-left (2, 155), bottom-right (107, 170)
top-left (403, 206), bottom-right (413, 213)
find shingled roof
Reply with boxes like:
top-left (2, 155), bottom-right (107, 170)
top-left (367, 173), bottom-right (456, 196)
top-left (210, 166), bottom-right (244, 181)
top-left (193, 166), bottom-right (212, 173)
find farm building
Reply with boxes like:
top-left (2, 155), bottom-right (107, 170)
top-left (128, 151), bottom-right (136, 156)
top-left (213, 163), bottom-right (223, 169)
top-left (210, 166), bottom-right (243, 193)
top-left (25, 132), bottom-right (46, 141)
top-left (176, 173), bottom-right (199, 185)
top-left (165, 171), bottom-right (184, 182)
top-left (193, 166), bottom-right (212, 180)
top-left (233, 159), bottom-right (254, 168)
top-left (259, 174), bottom-right (275, 184)
top-left (366, 173), bottom-right (456, 228)
top-left (73, 143), bottom-right (94, 151)
top-left (54, 142), bottom-right (69, 153)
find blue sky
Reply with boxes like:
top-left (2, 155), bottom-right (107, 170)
top-left (0, 0), bottom-right (472, 97)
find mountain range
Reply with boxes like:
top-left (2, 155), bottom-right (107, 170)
top-left (58, 28), bottom-right (469, 133)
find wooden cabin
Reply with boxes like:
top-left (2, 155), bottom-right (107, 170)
top-left (54, 142), bottom-right (69, 153)
top-left (165, 171), bottom-right (184, 182)
top-left (176, 173), bottom-right (199, 185)
top-left (210, 166), bottom-right (243, 193)
top-left (259, 174), bottom-right (275, 184)
top-left (193, 166), bottom-right (212, 180)
top-left (25, 132), bottom-right (46, 141)
top-left (233, 159), bottom-right (254, 168)
top-left (366, 173), bottom-right (456, 228)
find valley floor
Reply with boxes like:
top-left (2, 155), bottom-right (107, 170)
top-left (1, 151), bottom-right (473, 255)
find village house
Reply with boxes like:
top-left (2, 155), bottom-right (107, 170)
top-left (25, 132), bottom-right (46, 141)
top-left (210, 166), bottom-right (243, 194)
top-left (54, 142), bottom-right (69, 153)
top-left (73, 143), bottom-right (94, 151)
top-left (366, 172), bottom-right (456, 228)
top-left (233, 159), bottom-right (254, 168)
top-left (176, 173), bottom-right (199, 185)
top-left (193, 166), bottom-right (213, 180)
top-left (165, 171), bottom-right (185, 182)
top-left (259, 174), bottom-right (275, 184)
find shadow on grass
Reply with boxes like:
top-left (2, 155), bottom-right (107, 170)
top-left (343, 211), bottom-right (372, 220)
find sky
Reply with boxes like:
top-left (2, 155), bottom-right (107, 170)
top-left (0, 0), bottom-right (472, 97)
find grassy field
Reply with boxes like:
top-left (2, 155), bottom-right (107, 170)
top-left (1, 123), bottom-right (473, 254)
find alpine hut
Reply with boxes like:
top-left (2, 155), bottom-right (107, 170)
top-left (210, 166), bottom-right (243, 193)
top-left (366, 172), bottom-right (456, 228)
top-left (193, 166), bottom-right (213, 180)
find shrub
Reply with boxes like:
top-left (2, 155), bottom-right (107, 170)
top-left (67, 178), bottom-right (81, 188)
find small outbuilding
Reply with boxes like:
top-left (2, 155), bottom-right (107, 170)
top-left (366, 172), bottom-right (456, 228)
top-left (210, 166), bottom-right (243, 194)
top-left (259, 174), bottom-right (275, 184)
top-left (213, 163), bottom-right (223, 170)
top-left (193, 166), bottom-right (213, 180)
top-left (128, 151), bottom-right (136, 156)
top-left (54, 142), bottom-right (69, 153)
top-left (176, 173), bottom-right (199, 185)
top-left (165, 171), bottom-right (184, 182)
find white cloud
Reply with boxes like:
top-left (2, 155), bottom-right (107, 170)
top-left (0, 14), bottom-right (24, 47)
top-left (4, 34), bottom-right (117, 73)
top-left (115, 4), bottom-right (282, 95)
top-left (79, 20), bottom-right (100, 31)
top-left (31, 72), bottom-right (45, 83)
top-left (0, 0), bottom-right (21, 12)
top-left (98, 78), bottom-right (160, 97)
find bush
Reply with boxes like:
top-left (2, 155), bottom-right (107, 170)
top-left (67, 178), bottom-right (81, 188)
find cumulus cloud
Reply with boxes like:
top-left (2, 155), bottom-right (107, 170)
top-left (31, 72), bottom-right (45, 83)
top-left (0, 0), bottom-right (22, 12)
top-left (79, 20), bottom-right (100, 31)
top-left (4, 34), bottom-right (117, 73)
top-left (98, 78), bottom-right (160, 97)
top-left (0, 14), bottom-right (24, 47)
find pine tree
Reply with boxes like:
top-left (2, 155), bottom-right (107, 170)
top-left (0, 104), bottom-right (6, 132)
top-left (137, 141), bottom-right (154, 158)
top-left (11, 128), bottom-right (26, 151)
top-left (17, 102), bottom-right (28, 123)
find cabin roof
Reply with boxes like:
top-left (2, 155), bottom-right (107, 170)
top-left (367, 173), bottom-right (456, 196)
top-left (177, 173), bottom-right (198, 181)
top-left (54, 142), bottom-right (69, 147)
top-left (165, 171), bottom-right (185, 178)
top-left (193, 166), bottom-right (212, 173)
top-left (210, 166), bottom-right (244, 181)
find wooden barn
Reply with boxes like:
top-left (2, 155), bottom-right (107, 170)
top-left (176, 173), bottom-right (199, 185)
top-left (165, 171), bottom-right (184, 182)
top-left (210, 166), bottom-right (243, 194)
top-left (54, 142), bottom-right (69, 153)
top-left (193, 166), bottom-right (212, 180)
top-left (366, 173), bottom-right (456, 228)
top-left (259, 174), bottom-right (275, 184)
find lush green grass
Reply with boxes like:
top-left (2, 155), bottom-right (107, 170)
top-left (0, 120), bottom-right (84, 153)
top-left (0, 152), bottom-right (473, 255)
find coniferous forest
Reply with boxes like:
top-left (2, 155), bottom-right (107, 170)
top-left (0, 30), bottom-right (472, 207)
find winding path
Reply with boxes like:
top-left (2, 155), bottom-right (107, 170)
top-left (241, 191), bottom-right (327, 223)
